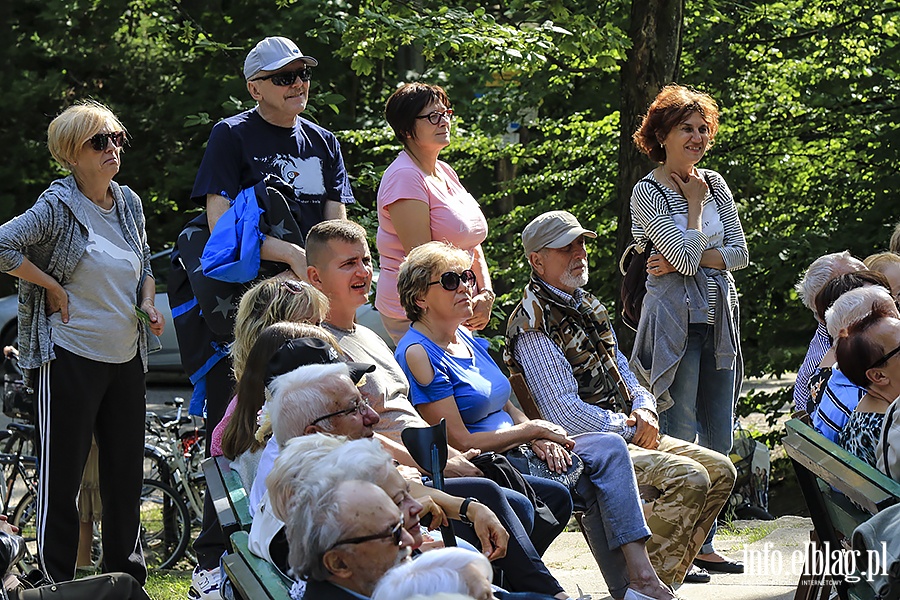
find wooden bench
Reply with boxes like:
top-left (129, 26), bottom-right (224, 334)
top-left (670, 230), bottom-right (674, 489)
top-left (782, 418), bottom-right (900, 600)
top-left (201, 455), bottom-right (253, 548)
top-left (222, 530), bottom-right (293, 600)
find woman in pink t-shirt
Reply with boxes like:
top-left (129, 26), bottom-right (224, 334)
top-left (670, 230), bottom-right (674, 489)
top-left (375, 83), bottom-right (494, 343)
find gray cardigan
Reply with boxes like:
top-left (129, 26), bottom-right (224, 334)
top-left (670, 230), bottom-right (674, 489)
top-left (629, 267), bottom-right (742, 409)
top-left (0, 176), bottom-right (153, 370)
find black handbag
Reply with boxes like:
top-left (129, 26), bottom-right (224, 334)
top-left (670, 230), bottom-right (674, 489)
top-left (619, 242), bottom-right (652, 331)
top-left (619, 176), bottom-right (675, 331)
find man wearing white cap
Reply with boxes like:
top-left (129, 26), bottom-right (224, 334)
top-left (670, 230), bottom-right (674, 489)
top-left (192, 35), bottom-right (354, 275)
top-left (505, 211), bottom-right (738, 594)
top-left (185, 35), bottom-right (354, 600)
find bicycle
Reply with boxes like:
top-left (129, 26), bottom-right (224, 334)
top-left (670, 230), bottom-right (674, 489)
top-left (144, 397), bottom-right (206, 527)
top-left (12, 477), bottom-right (192, 570)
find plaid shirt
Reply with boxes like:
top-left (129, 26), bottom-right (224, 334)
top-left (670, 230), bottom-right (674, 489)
top-left (511, 283), bottom-right (656, 440)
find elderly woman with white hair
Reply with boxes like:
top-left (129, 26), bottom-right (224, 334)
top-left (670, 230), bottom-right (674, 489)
top-left (372, 547), bottom-right (496, 600)
top-left (253, 434), bottom-right (433, 594)
top-left (809, 274), bottom-right (893, 441)
top-left (793, 251), bottom-right (866, 412)
top-left (830, 288), bottom-right (900, 467)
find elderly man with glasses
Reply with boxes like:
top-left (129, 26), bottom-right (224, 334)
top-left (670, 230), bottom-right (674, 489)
top-left (288, 478), bottom-right (416, 599)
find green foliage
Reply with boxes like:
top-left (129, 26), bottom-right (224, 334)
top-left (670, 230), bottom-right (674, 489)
top-left (2, 0), bottom-right (900, 419)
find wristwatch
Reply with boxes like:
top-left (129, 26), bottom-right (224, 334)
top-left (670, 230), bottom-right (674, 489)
top-left (459, 497), bottom-right (478, 525)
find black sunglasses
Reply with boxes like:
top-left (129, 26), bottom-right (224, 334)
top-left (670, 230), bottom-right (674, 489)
top-left (310, 398), bottom-right (370, 427)
top-left (415, 109), bottom-right (454, 125)
top-left (331, 518), bottom-right (404, 549)
top-left (87, 131), bottom-right (127, 152)
top-left (869, 342), bottom-right (900, 370)
top-left (251, 67), bottom-right (312, 86)
top-left (428, 269), bottom-right (476, 291)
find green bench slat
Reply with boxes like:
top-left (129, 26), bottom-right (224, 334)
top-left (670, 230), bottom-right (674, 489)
top-left (782, 418), bottom-right (900, 600)
top-left (784, 419), bottom-right (900, 513)
top-left (229, 531), bottom-right (293, 600)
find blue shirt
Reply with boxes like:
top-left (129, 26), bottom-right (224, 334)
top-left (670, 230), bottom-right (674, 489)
top-left (395, 327), bottom-right (514, 433)
top-left (811, 366), bottom-right (866, 443)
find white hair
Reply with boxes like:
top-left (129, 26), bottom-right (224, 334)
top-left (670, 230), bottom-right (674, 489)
top-left (268, 362), bottom-right (350, 445)
top-left (408, 595), bottom-right (476, 600)
top-left (796, 251), bottom-right (864, 314)
top-left (371, 548), bottom-right (491, 600)
top-left (266, 434), bottom-right (394, 522)
top-left (825, 286), bottom-right (898, 340)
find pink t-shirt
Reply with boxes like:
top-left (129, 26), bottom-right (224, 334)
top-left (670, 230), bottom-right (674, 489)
top-left (210, 395), bottom-right (239, 458)
top-left (375, 152), bottom-right (488, 320)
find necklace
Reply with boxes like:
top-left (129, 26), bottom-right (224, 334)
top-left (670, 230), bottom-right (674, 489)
top-left (322, 321), bottom-right (355, 335)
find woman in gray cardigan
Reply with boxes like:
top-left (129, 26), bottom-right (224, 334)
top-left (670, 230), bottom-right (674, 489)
top-left (0, 101), bottom-right (163, 584)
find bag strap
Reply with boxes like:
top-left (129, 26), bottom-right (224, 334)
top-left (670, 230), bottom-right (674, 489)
top-left (881, 401), bottom-right (898, 480)
top-left (633, 176), bottom-right (674, 254)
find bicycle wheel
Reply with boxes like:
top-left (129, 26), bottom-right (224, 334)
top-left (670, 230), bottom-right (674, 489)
top-left (11, 489), bottom-right (38, 565)
top-left (139, 478), bottom-right (191, 570)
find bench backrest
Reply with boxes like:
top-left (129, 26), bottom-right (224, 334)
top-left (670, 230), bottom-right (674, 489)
top-left (223, 531), bottom-right (293, 600)
top-left (783, 418), bottom-right (900, 514)
top-left (201, 455), bottom-right (254, 543)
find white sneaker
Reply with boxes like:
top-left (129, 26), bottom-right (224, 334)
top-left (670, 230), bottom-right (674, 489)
top-left (188, 565), bottom-right (223, 600)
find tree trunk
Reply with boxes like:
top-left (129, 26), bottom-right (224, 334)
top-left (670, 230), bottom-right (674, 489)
top-left (614, 0), bottom-right (683, 336)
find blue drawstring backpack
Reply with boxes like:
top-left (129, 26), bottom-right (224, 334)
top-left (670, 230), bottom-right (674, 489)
top-left (200, 186), bottom-right (267, 283)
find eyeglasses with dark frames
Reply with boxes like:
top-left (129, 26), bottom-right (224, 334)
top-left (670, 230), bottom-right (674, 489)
top-left (330, 518), bottom-right (404, 549)
top-left (428, 269), bottom-right (476, 292)
top-left (415, 109), bottom-right (454, 125)
top-left (869, 342), bottom-right (900, 370)
top-left (310, 397), bottom-right (370, 426)
top-left (87, 131), bottom-right (127, 152)
top-left (251, 67), bottom-right (313, 86)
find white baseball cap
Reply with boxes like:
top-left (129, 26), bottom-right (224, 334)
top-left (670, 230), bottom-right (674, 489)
top-left (243, 37), bottom-right (318, 80)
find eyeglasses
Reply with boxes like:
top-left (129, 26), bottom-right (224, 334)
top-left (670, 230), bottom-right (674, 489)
top-left (281, 280), bottom-right (310, 295)
top-left (310, 397), bottom-right (370, 426)
top-left (87, 132), bottom-right (127, 152)
top-left (251, 67), bottom-right (312, 86)
top-left (869, 342), bottom-right (900, 370)
top-left (331, 518), bottom-right (404, 549)
top-left (415, 109), bottom-right (454, 125)
top-left (428, 269), bottom-right (476, 291)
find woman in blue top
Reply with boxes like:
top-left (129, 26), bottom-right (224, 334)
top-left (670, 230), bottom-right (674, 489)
top-left (394, 242), bottom-right (678, 600)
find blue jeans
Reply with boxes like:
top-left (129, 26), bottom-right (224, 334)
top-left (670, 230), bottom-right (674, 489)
top-left (661, 323), bottom-right (736, 456)
top-left (571, 432), bottom-right (651, 599)
top-left (660, 323), bottom-right (736, 552)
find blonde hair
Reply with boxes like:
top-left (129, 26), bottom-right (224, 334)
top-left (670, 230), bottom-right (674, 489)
top-left (864, 251), bottom-right (900, 273)
top-left (231, 278), bottom-right (329, 382)
top-left (397, 242), bottom-right (472, 322)
top-left (47, 100), bottom-right (126, 170)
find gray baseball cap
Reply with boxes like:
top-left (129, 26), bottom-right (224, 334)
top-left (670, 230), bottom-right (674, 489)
top-left (521, 210), bottom-right (597, 254)
top-left (243, 36), bottom-right (318, 80)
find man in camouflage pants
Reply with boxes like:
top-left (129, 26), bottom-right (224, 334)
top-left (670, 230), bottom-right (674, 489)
top-left (505, 211), bottom-right (736, 592)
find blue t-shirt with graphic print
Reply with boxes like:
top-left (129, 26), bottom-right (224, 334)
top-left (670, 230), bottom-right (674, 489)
top-left (191, 108), bottom-right (354, 240)
top-left (395, 326), bottom-right (515, 434)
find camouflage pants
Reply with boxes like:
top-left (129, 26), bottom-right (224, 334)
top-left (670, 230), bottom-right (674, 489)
top-left (630, 434), bottom-right (736, 585)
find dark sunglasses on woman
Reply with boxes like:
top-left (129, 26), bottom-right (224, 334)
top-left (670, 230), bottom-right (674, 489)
top-left (87, 131), bottom-right (127, 152)
top-left (251, 67), bottom-right (313, 86)
top-left (428, 269), bottom-right (476, 291)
